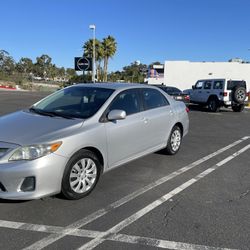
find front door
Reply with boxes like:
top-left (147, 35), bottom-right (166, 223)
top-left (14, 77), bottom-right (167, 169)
top-left (190, 80), bottom-right (204, 103)
top-left (104, 89), bottom-right (145, 168)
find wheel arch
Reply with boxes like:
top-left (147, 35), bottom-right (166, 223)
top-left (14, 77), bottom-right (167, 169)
top-left (82, 147), bottom-right (104, 173)
top-left (173, 122), bottom-right (183, 136)
top-left (207, 95), bottom-right (218, 104)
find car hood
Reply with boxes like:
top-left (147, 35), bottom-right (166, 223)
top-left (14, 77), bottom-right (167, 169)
top-left (0, 110), bottom-right (84, 145)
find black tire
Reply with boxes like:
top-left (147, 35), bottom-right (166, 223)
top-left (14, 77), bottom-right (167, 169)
top-left (165, 125), bottom-right (182, 155)
top-left (208, 98), bottom-right (219, 112)
top-left (232, 104), bottom-right (244, 112)
top-left (233, 87), bottom-right (247, 104)
top-left (61, 149), bottom-right (101, 200)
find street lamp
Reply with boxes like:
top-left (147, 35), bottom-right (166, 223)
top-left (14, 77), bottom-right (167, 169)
top-left (89, 24), bottom-right (96, 83)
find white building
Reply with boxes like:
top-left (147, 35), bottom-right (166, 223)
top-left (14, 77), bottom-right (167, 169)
top-left (147, 60), bottom-right (250, 91)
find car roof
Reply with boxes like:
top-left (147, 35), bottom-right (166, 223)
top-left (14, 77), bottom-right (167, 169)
top-left (71, 82), bottom-right (158, 91)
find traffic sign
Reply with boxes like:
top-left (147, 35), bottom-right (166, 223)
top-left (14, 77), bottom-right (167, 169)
top-left (74, 57), bottom-right (92, 71)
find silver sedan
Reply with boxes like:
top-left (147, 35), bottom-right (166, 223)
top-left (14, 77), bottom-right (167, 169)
top-left (0, 83), bottom-right (189, 200)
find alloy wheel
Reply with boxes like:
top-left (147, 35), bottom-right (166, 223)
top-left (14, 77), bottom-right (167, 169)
top-left (170, 129), bottom-right (181, 152)
top-left (69, 158), bottom-right (97, 193)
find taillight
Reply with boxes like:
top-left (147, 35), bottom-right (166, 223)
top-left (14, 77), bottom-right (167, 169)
top-left (186, 107), bottom-right (190, 113)
top-left (223, 92), bottom-right (228, 97)
top-left (184, 95), bottom-right (190, 100)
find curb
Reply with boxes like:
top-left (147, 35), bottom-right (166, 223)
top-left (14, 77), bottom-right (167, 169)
top-left (0, 86), bottom-right (17, 90)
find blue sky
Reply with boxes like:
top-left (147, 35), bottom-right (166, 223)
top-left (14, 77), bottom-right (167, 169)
top-left (1, 0), bottom-right (250, 71)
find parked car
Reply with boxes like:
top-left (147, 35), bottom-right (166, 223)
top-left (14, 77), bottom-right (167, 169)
top-left (0, 83), bottom-right (189, 200)
top-left (154, 85), bottom-right (190, 105)
top-left (189, 79), bottom-right (247, 112)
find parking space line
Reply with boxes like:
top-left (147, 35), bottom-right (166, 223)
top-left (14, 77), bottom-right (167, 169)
top-left (109, 233), bottom-right (237, 250)
top-left (0, 219), bottom-right (102, 238)
top-left (0, 219), bottom-right (236, 250)
top-left (77, 144), bottom-right (250, 250)
top-left (0, 219), bottom-right (65, 234)
top-left (22, 137), bottom-right (249, 250)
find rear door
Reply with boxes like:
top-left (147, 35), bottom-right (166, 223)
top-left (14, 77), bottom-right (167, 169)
top-left (140, 88), bottom-right (173, 148)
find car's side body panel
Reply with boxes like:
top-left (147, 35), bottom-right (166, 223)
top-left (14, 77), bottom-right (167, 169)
top-left (0, 83), bottom-right (189, 199)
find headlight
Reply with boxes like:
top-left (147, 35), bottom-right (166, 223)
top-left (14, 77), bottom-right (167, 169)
top-left (9, 142), bottom-right (62, 161)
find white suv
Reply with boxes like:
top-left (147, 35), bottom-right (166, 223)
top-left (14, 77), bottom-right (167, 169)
top-left (190, 79), bottom-right (247, 112)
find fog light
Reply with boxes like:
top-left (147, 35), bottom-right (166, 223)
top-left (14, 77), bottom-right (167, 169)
top-left (20, 177), bottom-right (36, 192)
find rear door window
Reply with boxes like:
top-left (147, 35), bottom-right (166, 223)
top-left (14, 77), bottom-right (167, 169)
top-left (213, 80), bottom-right (224, 89)
top-left (142, 88), bottom-right (169, 110)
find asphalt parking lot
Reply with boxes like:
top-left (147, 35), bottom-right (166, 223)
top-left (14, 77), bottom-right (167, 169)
top-left (0, 90), bottom-right (250, 250)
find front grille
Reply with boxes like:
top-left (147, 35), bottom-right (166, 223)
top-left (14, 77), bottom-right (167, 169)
top-left (0, 182), bottom-right (6, 192)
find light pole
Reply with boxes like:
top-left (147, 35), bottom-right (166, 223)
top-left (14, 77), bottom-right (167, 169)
top-left (89, 24), bottom-right (96, 83)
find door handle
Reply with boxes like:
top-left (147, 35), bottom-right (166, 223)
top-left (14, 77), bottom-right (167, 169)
top-left (142, 117), bottom-right (149, 124)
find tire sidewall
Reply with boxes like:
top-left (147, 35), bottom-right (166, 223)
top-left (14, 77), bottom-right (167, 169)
top-left (166, 126), bottom-right (182, 155)
top-left (62, 150), bottom-right (101, 200)
top-left (208, 98), bottom-right (219, 112)
top-left (233, 87), bottom-right (246, 104)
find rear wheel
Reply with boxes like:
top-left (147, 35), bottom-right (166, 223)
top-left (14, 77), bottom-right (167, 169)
top-left (233, 87), bottom-right (247, 104)
top-left (232, 104), bottom-right (244, 112)
top-left (208, 98), bottom-right (219, 112)
top-left (62, 149), bottom-right (101, 200)
top-left (165, 125), bottom-right (182, 155)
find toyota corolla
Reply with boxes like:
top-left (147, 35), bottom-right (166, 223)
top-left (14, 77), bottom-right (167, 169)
top-left (0, 83), bottom-right (189, 200)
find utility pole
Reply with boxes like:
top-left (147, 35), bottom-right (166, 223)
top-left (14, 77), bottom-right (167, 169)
top-left (89, 24), bottom-right (96, 83)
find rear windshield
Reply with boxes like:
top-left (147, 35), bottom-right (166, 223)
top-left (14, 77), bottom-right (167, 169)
top-left (227, 81), bottom-right (246, 90)
top-left (159, 86), bottom-right (181, 94)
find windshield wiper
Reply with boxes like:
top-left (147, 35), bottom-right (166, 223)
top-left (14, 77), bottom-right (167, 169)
top-left (29, 108), bottom-right (74, 119)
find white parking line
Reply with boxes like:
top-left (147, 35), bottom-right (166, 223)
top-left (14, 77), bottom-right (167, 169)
top-left (22, 137), bottom-right (249, 250)
top-left (0, 220), bottom-right (236, 250)
top-left (109, 234), bottom-right (237, 250)
top-left (77, 144), bottom-right (250, 250)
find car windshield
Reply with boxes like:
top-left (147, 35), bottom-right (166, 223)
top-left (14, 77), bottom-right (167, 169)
top-left (31, 86), bottom-right (114, 119)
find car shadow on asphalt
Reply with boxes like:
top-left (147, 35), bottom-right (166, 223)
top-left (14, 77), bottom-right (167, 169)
top-left (188, 104), bottom-right (232, 113)
top-left (0, 198), bottom-right (29, 204)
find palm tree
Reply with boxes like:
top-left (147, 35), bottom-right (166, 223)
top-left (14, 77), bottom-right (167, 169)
top-left (83, 39), bottom-right (104, 81)
top-left (83, 39), bottom-right (93, 58)
top-left (102, 36), bottom-right (117, 82)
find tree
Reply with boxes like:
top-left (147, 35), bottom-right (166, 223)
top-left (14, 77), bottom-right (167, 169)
top-left (102, 36), bottom-right (117, 82)
top-left (123, 61), bottom-right (147, 83)
top-left (107, 61), bottom-right (148, 83)
top-left (0, 50), bottom-right (15, 74)
top-left (16, 57), bottom-right (33, 74)
top-left (34, 54), bottom-right (52, 78)
top-left (66, 68), bottom-right (77, 78)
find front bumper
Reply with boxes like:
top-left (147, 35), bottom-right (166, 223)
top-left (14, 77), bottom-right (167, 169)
top-left (0, 153), bottom-right (68, 200)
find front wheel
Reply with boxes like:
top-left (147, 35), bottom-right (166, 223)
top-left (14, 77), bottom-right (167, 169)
top-left (61, 149), bottom-right (101, 200)
top-left (165, 125), bottom-right (182, 155)
top-left (232, 104), bottom-right (244, 112)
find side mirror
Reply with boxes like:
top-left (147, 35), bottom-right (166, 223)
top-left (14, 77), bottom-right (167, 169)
top-left (192, 85), bottom-right (195, 90)
top-left (108, 110), bottom-right (126, 121)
